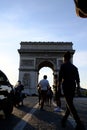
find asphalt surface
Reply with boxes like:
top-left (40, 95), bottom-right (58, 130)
top-left (0, 96), bottom-right (87, 130)
top-left (14, 96), bottom-right (75, 130)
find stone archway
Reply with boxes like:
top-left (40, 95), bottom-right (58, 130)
top-left (37, 60), bottom-right (54, 71)
top-left (18, 41), bottom-right (75, 95)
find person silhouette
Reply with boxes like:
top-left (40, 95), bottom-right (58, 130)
top-left (38, 75), bottom-right (50, 110)
top-left (47, 86), bottom-right (53, 106)
top-left (37, 84), bottom-right (41, 105)
top-left (54, 74), bottom-right (61, 112)
top-left (58, 51), bottom-right (85, 130)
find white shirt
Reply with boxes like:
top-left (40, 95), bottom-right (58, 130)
top-left (39, 79), bottom-right (49, 91)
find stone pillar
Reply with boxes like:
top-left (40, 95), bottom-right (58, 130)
top-left (19, 70), bottom-right (38, 95)
top-left (28, 70), bottom-right (38, 95)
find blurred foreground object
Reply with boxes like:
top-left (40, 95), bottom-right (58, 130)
top-left (74, 0), bottom-right (87, 18)
top-left (0, 70), bottom-right (14, 118)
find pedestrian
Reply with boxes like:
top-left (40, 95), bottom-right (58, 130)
top-left (46, 86), bottom-right (53, 106)
top-left (54, 74), bottom-right (61, 112)
top-left (14, 81), bottom-right (24, 106)
top-left (38, 75), bottom-right (50, 110)
top-left (57, 51), bottom-right (85, 130)
top-left (37, 84), bottom-right (41, 105)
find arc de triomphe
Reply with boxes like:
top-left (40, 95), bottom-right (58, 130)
top-left (18, 42), bottom-right (75, 95)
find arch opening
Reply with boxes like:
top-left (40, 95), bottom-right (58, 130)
top-left (38, 60), bottom-right (54, 71)
top-left (38, 67), bottom-right (53, 89)
top-left (38, 61), bottom-right (54, 90)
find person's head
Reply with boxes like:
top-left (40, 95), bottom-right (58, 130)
top-left (15, 80), bottom-right (21, 87)
top-left (63, 51), bottom-right (71, 62)
top-left (43, 75), bottom-right (47, 79)
top-left (17, 80), bottom-right (21, 85)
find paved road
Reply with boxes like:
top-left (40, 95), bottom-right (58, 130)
top-left (0, 96), bottom-right (87, 130)
top-left (73, 98), bottom-right (87, 129)
top-left (0, 96), bottom-right (38, 130)
top-left (59, 97), bottom-right (87, 129)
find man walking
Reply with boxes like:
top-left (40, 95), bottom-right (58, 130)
top-left (58, 51), bottom-right (85, 130)
top-left (38, 75), bottom-right (50, 110)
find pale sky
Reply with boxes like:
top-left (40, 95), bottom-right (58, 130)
top-left (0, 0), bottom-right (87, 89)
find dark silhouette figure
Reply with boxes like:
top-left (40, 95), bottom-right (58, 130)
top-left (37, 84), bottom-right (41, 105)
top-left (58, 51), bottom-right (85, 130)
top-left (54, 74), bottom-right (61, 112)
top-left (14, 81), bottom-right (24, 106)
top-left (38, 75), bottom-right (50, 110)
top-left (46, 87), bottom-right (53, 106)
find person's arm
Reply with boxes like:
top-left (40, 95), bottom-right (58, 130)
top-left (76, 68), bottom-right (81, 96)
top-left (58, 65), bottom-right (63, 88)
top-left (38, 83), bottom-right (41, 90)
top-left (57, 65), bottom-right (63, 96)
top-left (47, 80), bottom-right (50, 89)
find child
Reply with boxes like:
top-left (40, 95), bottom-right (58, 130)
top-left (47, 87), bottom-right (53, 106)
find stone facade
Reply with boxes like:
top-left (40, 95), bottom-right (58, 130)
top-left (18, 41), bottom-right (75, 95)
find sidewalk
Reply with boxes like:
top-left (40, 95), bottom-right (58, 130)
top-left (20, 96), bottom-right (75, 130)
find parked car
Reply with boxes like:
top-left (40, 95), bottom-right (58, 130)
top-left (0, 70), bottom-right (14, 118)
